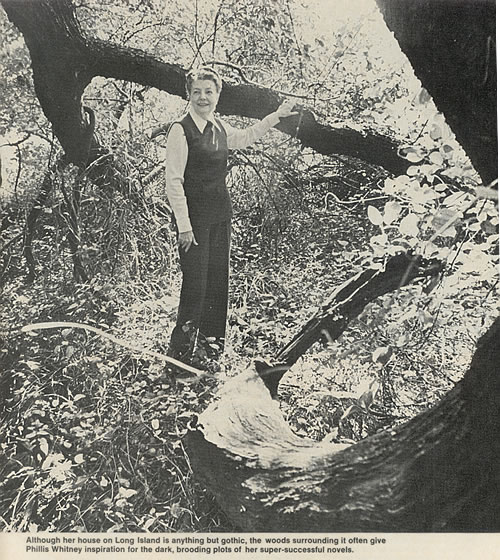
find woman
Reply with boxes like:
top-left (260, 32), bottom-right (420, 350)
top-left (165, 66), bottom-right (296, 365)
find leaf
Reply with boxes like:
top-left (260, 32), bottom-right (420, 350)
top-left (443, 192), bottom-right (466, 207)
top-left (170, 502), bottom-right (182, 519)
top-left (417, 87), bottom-right (432, 105)
top-left (396, 333), bottom-right (411, 347)
top-left (369, 233), bottom-right (389, 254)
top-left (480, 220), bottom-right (497, 235)
top-left (407, 166), bottom-right (420, 177)
top-left (74, 453), bottom-right (85, 464)
top-left (383, 178), bottom-right (399, 195)
top-left (431, 208), bottom-right (460, 237)
top-left (401, 146), bottom-right (426, 163)
top-left (322, 428), bottom-right (339, 443)
top-left (367, 205), bottom-right (384, 226)
top-left (340, 405), bottom-right (356, 422)
top-left (372, 346), bottom-right (393, 365)
top-left (429, 124), bottom-right (441, 140)
top-left (143, 517), bottom-right (156, 530)
top-left (407, 183), bottom-right (440, 208)
top-left (419, 310), bottom-right (434, 328)
top-left (429, 151), bottom-right (444, 166)
top-left (38, 438), bottom-right (49, 458)
top-left (25, 361), bottom-right (40, 371)
top-left (399, 214), bottom-right (420, 237)
top-left (459, 249), bottom-right (494, 274)
top-left (383, 201), bottom-right (402, 225)
top-left (358, 380), bottom-right (381, 410)
top-left (119, 488), bottom-right (137, 499)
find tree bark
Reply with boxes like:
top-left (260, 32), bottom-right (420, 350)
top-left (0, 0), bottom-right (409, 175)
top-left (186, 316), bottom-right (499, 531)
top-left (374, 0), bottom-right (497, 185)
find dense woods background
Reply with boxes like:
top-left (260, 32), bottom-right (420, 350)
top-left (0, 0), bottom-right (498, 532)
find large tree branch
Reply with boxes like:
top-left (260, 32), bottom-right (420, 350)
top-left (256, 253), bottom-right (443, 397)
top-left (97, 42), bottom-right (407, 172)
top-left (1, 0), bottom-right (408, 175)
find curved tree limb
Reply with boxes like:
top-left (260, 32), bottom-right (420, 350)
top-left (186, 252), bottom-right (499, 530)
top-left (187, 318), bottom-right (499, 532)
top-left (20, 321), bottom-right (210, 378)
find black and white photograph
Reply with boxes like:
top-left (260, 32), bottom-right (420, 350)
top-left (0, 0), bottom-right (498, 558)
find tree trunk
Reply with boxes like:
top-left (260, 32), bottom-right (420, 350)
top-left (374, 0), bottom-right (497, 185)
top-left (186, 317), bottom-right (499, 531)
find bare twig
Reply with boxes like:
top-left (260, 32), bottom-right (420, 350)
top-left (0, 132), bottom-right (32, 148)
top-left (235, 152), bottom-right (282, 215)
top-left (205, 60), bottom-right (315, 100)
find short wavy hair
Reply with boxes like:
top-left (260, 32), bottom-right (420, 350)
top-left (186, 66), bottom-right (223, 95)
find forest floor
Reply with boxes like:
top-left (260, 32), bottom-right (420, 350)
top-left (0, 203), bottom-right (497, 532)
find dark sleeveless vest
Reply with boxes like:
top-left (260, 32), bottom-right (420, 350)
top-left (178, 113), bottom-right (232, 227)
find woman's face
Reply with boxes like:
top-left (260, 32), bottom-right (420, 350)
top-left (189, 79), bottom-right (220, 119)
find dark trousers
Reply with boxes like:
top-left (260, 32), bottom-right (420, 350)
top-left (169, 220), bottom-right (231, 354)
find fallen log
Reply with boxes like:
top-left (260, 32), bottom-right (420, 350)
top-left (185, 256), bottom-right (499, 531)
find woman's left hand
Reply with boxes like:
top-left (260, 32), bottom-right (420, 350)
top-left (275, 99), bottom-right (298, 119)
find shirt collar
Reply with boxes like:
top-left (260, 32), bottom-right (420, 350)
top-left (188, 107), bottom-right (220, 133)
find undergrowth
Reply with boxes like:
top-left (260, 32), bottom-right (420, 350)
top-left (0, 198), bottom-right (497, 532)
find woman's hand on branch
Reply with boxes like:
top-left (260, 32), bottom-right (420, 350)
top-left (178, 231), bottom-right (198, 252)
top-left (275, 99), bottom-right (298, 119)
